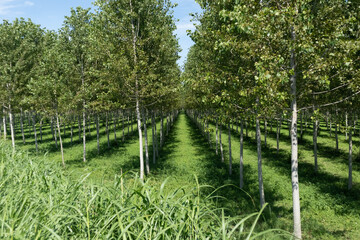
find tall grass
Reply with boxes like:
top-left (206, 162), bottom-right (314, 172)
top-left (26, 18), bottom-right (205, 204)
top-left (0, 142), bottom-right (287, 239)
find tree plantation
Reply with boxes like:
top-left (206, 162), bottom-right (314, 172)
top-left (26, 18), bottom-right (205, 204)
top-left (0, 0), bottom-right (359, 239)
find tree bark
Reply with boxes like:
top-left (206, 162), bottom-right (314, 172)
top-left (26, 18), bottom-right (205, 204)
top-left (240, 120), bottom-right (244, 188)
top-left (9, 104), bottom-right (15, 149)
top-left (219, 124), bottom-right (224, 163)
top-left (113, 112), bottom-right (117, 142)
top-left (31, 112), bottom-right (38, 153)
top-left (143, 110), bottom-right (149, 174)
top-left (216, 118), bottom-right (219, 155)
top-left (348, 121), bottom-right (353, 190)
top-left (56, 110), bottom-right (65, 168)
top-left (290, 27), bottom-right (301, 239)
top-left (106, 112), bottom-right (110, 148)
top-left (228, 122), bottom-right (232, 175)
top-left (20, 108), bottom-right (25, 144)
top-left (152, 112), bottom-right (156, 164)
top-left (313, 119), bottom-right (318, 171)
top-left (160, 112), bottom-right (164, 148)
top-left (96, 114), bottom-right (100, 154)
top-left (256, 116), bottom-right (265, 208)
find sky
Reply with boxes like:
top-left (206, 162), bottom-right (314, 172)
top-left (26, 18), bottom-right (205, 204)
top-left (0, 0), bottom-right (202, 67)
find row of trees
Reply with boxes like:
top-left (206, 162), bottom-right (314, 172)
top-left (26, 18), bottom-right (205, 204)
top-left (0, 0), bottom-right (181, 179)
top-left (183, 0), bottom-right (359, 238)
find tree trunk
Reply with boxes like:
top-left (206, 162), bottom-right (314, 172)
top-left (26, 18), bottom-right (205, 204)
top-left (106, 112), bottom-right (110, 148)
top-left (54, 117), bottom-right (58, 148)
top-left (290, 30), bottom-right (302, 238)
top-left (9, 104), bottom-right (15, 149)
top-left (277, 118), bottom-right (280, 154)
top-left (96, 114), bottom-right (100, 154)
top-left (256, 116), bottom-right (265, 208)
top-left (70, 121), bottom-right (73, 144)
top-left (240, 120), bottom-right (244, 188)
top-left (154, 113), bottom-right (159, 158)
top-left (335, 109), bottom-right (339, 151)
top-left (127, 114), bottom-right (130, 135)
top-left (160, 112), bottom-right (164, 148)
top-left (122, 111), bottom-right (125, 141)
top-left (31, 112), bottom-right (38, 153)
top-left (264, 120), bottom-right (267, 147)
top-left (113, 112), bottom-right (117, 142)
top-left (143, 110), bottom-right (149, 174)
top-left (219, 125), bottom-right (224, 163)
top-left (56, 111), bottom-right (65, 168)
top-left (216, 118), bottom-right (219, 155)
top-left (152, 112), bottom-right (156, 164)
top-left (313, 119), bottom-right (318, 171)
top-left (39, 119), bottom-right (43, 142)
top-left (3, 107), bottom-right (7, 140)
top-left (51, 116), bottom-right (55, 140)
top-left (20, 108), bottom-right (25, 144)
top-left (82, 110), bottom-right (86, 163)
top-left (345, 112), bottom-right (348, 140)
top-left (228, 122), bottom-right (232, 175)
top-left (348, 121), bottom-right (353, 190)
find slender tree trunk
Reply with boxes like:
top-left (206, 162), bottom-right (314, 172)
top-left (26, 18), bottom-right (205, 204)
top-left (216, 118), bottom-right (219, 155)
top-left (143, 110), bottom-right (149, 174)
top-left (51, 117), bottom-right (54, 140)
top-left (240, 120), bottom-right (244, 188)
top-left (290, 30), bottom-right (302, 238)
top-left (3, 107), bottom-right (7, 140)
top-left (127, 114), bottom-right (130, 135)
top-left (70, 120), bottom-right (73, 144)
top-left (335, 109), bottom-right (339, 151)
top-left (20, 108), bottom-right (25, 144)
top-left (313, 119), bottom-right (318, 171)
top-left (277, 118), bottom-right (280, 154)
top-left (345, 112), bottom-right (348, 140)
top-left (122, 112), bottom-right (125, 141)
top-left (113, 112), bottom-right (117, 142)
top-left (9, 104), bottom-right (15, 149)
top-left (106, 112), bottom-right (110, 148)
top-left (54, 117), bottom-right (58, 148)
top-left (166, 115), bottom-right (169, 136)
top-left (78, 116), bottom-right (81, 142)
top-left (152, 112), bottom-right (156, 164)
top-left (348, 122), bottom-right (353, 190)
top-left (160, 112), bottom-right (164, 148)
top-left (96, 114), bottom-right (100, 154)
top-left (56, 111), bottom-right (65, 168)
top-left (154, 113), bottom-right (159, 158)
top-left (82, 110), bottom-right (86, 162)
top-left (130, 3), bottom-right (144, 180)
top-left (39, 119), bottom-right (43, 142)
top-left (31, 112), bottom-right (38, 153)
top-left (300, 111), bottom-right (303, 141)
top-left (219, 125), bottom-right (224, 163)
top-left (228, 123), bottom-right (232, 175)
top-left (256, 116), bottom-right (265, 208)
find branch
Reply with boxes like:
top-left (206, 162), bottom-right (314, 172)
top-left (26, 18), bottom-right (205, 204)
top-left (298, 90), bottom-right (360, 112)
top-left (311, 83), bottom-right (349, 95)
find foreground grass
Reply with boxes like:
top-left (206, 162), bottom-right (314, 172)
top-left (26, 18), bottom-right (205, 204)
top-left (0, 142), bottom-right (285, 239)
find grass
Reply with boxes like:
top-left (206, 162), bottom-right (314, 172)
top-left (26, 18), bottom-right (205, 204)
top-left (4, 111), bottom-right (359, 239)
top-left (0, 140), bottom-right (284, 239)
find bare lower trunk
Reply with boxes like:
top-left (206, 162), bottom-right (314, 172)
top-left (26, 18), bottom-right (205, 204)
top-left (3, 108), bottom-right (7, 140)
top-left (96, 114), bottom-right (100, 154)
top-left (228, 123), bottom-right (232, 175)
top-left (290, 28), bottom-right (301, 239)
top-left (20, 108), bottom-right (25, 143)
top-left (219, 125), bottom-right (224, 163)
top-left (154, 113), bottom-right (159, 158)
top-left (56, 111), bottom-right (65, 168)
top-left (113, 112), bottom-right (117, 142)
top-left (348, 123), bottom-right (353, 190)
top-left (39, 120), bottom-right (43, 142)
top-left (277, 118), bottom-right (280, 154)
top-left (264, 120), bottom-right (267, 147)
top-left (313, 119), bottom-right (318, 171)
top-left (152, 112), bottom-right (156, 164)
top-left (70, 121), bottom-right (73, 144)
top-left (160, 112), bottom-right (164, 148)
top-left (143, 110), bottom-right (149, 174)
top-left (345, 112), bottom-right (348, 140)
top-left (335, 109), bottom-right (339, 151)
top-left (54, 117), bottom-right (58, 148)
top-left (240, 120), bottom-right (244, 188)
top-left (82, 110), bottom-right (86, 163)
top-left (122, 112), bottom-right (125, 141)
top-left (216, 119), bottom-right (219, 155)
top-left (256, 116), bottom-right (265, 208)
top-left (106, 112), bottom-right (110, 148)
top-left (9, 105), bottom-right (15, 149)
top-left (31, 112), bottom-right (38, 152)
top-left (78, 116), bottom-right (81, 142)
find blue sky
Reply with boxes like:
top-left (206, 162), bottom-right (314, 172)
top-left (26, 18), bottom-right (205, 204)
top-left (0, 0), bottom-right (201, 67)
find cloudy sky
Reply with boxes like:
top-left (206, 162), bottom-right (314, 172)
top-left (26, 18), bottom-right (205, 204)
top-left (0, 0), bottom-right (201, 67)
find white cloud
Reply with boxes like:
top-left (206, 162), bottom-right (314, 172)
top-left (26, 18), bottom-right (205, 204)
top-left (0, 0), bottom-right (34, 15)
top-left (24, 1), bottom-right (34, 6)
